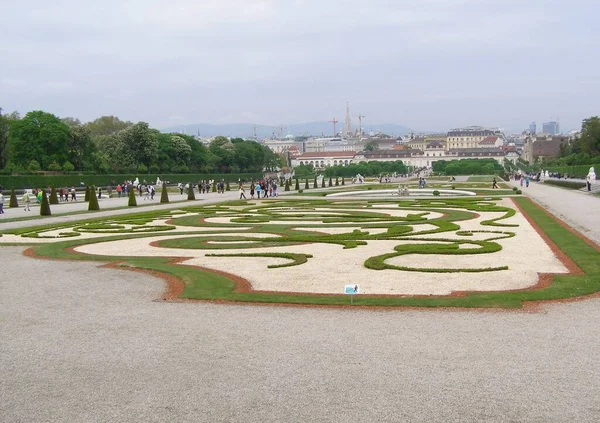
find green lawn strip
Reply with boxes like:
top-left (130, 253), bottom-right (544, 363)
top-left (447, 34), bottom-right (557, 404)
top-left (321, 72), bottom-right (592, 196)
top-left (205, 252), bottom-right (313, 268)
top-left (467, 175), bottom-right (499, 182)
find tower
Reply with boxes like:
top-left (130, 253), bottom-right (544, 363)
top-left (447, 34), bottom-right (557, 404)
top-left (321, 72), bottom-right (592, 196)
top-left (343, 102), bottom-right (352, 137)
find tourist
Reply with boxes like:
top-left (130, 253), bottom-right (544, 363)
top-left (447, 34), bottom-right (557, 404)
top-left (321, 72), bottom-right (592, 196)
top-left (525, 176), bottom-right (530, 188)
top-left (150, 185), bottom-right (155, 200)
top-left (239, 185), bottom-right (246, 199)
top-left (71, 187), bottom-right (76, 201)
top-left (116, 184), bottom-right (122, 198)
top-left (23, 192), bottom-right (31, 211)
top-left (0, 192), bottom-right (4, 214)
top-left (250, 183), bottom-right (255, 199)
top-left (98, 187), bottom-right (102, 199)
top-left (272, 182), bottom-right (278, 197)
top-left (255, 182), bottom-right (261, 199)
top-left (492, 178), bottom-right (498, 189)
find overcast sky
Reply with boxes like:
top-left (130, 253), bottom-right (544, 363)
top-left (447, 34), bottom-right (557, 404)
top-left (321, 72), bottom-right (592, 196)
top-left (1, 0), bottom-right (598, 133)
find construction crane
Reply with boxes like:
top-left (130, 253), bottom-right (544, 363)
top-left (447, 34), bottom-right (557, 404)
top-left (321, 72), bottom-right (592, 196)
top-left (329, 118), bottom-right (339, 137)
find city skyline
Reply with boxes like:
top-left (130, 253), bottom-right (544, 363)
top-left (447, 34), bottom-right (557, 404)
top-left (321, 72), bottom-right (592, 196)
top-left (1, 0), bottom-right (598, 134)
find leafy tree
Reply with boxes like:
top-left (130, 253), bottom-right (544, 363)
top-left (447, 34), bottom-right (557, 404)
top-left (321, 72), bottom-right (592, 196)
top-left (364, 141), bottom-right (379, 151)
top-left (49, 186), bottom-right (58, 204)
top-left (119, 122), bottom-right (158, 168)
top-left (578, 116), bottom-right (600, 157)
top-left (128, 188), bottom-right (137, 206)
top-left (160, 185), bottom-right (169, 203)
top-left (40, 190), bottom-right (51, 216)
top-left (48, 162), bottom-right (62, 171)
top-left (67, 124), bottom-right (95, 171)
top-left (8, 111), bottom-right (70, 170)
top-left (88, 186), bottom-right (100, 210)
top-left (86, 116), bottom-right (132, 137)
top-left (63, 161), bottom-right (75, 172)
top-left (27, 160), bottom-right (41, 171)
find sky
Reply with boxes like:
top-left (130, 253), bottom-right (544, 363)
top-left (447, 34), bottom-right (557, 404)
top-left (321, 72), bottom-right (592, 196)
top-left (1, 0), bottom-right (599, 134)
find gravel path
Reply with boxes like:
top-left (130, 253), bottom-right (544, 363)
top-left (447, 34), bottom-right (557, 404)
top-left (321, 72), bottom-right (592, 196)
top-left (2, 246), bottom-right (600, 422)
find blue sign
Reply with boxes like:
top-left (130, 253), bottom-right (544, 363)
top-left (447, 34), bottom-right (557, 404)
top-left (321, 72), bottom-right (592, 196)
top-left (344, 284), bottom-right (360, 295)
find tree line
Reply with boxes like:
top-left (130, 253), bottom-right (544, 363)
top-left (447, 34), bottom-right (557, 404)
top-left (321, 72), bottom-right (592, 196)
top-left (0, 111), bottom-right (281, 174)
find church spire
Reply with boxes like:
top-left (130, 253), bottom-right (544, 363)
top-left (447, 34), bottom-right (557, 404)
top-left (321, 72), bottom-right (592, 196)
top-left (343, 101), bottom-right (352, 137)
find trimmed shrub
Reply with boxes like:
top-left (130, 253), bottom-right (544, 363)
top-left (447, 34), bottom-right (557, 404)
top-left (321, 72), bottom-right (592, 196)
top-left (335, 177), bottom-right (339, 186)
top-left (9, 189), bottom-right (18, 207)
top-left (49, 186), bottom-right (58, 204)
top-left (62, 161), bottom-right (75, 172)
top-left (40, 190), bottom-right (51, 216)
top-left (512, 186), bottom-right (518, 191)
top-left (295, 179), bottom-right (300, 190)
top-left (313, 177), bottom-right (317, 188)
top-left (321, 177), bottom-right (325, 188)
top-left (188, 183), bottom-right (196, 200)
top-left (298, 189), bottom-right (303, 194)
top-left (305, 179), bottom-right (309, 189)
top-left (342, 177), bottom-right (345, 185)
top-left (433, 190), bottom-right (440, 196)
top-left (285, 179), bottom-right (290, 191)
top-left (516, 189), bottom-right (522, 194)
top-left (88, 186), bottom-right (100, 211)
top-left (543, 179), bottom-right (586, 190)
top-left (226, 181), bottom-right (231, 191)
top-left (84, 186), bottom-right (90, 202)
top-left (451, 186), bottom-right (456, 190)
top-left (212, 183), bottom-right (216, 192)
top-left (128, 188), bottom-right (137, 206)
top-left (328, 177), bottom-right (332, 187)
top-left (160, 185), bottom-right (169, 203)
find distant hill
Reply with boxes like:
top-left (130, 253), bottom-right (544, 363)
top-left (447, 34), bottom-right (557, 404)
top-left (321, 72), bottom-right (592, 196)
top-left (161, 122), bottom-right (414, 138)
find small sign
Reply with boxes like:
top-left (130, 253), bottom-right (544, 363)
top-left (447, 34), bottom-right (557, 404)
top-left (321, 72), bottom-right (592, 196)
top-left (344, 284), bottom-right (360, 295)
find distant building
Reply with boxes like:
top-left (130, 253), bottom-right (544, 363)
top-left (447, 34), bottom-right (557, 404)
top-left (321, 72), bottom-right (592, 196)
top-left (542, 121), bottom-right (560, 135)
top-left (446, 127), bottom-right (499, 149)
top-left (529, 122), bottom-right (536, 134)
top-left (523, 135), bottom-right (568, 163)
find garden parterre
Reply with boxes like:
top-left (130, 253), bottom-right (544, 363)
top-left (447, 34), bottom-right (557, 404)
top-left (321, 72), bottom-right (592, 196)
top-left (2, 196), bottom-right (598, 309)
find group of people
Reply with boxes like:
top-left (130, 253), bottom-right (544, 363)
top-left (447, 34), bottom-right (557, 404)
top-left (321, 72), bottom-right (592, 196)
top-left (418, 177), bottom-right (427, 188)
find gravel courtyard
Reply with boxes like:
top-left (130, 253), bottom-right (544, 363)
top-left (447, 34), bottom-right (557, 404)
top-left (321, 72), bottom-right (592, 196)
top-left (2, 246), bottom-right (599, 422)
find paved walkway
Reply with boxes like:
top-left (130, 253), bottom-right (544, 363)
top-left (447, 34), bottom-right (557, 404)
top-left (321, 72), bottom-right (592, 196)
top-left (509, 179), bottom-right (600, 245)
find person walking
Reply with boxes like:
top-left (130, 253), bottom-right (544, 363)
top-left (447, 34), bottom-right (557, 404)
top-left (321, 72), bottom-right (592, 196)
top-left (525, 176), bottom-right (530, 188)
top-left (250, 183), bottom-right (255, 199)
top-left (255, 182), bottom-right (261, 199)
top-left (492, 178), bottom-right (498, 189)
top-left (0, 192), bottom-right (4, 214)
top-left (116, 184), bottom-right (122, 198)
top-left (23, 192), bottom-right (31, 211)
top-left (70, 187), bottom-right (76, 201)
top-left (239, 185), bottom-right (246, 199)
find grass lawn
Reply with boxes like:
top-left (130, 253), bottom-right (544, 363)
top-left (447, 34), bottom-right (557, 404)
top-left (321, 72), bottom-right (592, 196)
top-left (467, 175), bottom-right (500, 182)
top-left (17, 196), bottom-right (599, 309)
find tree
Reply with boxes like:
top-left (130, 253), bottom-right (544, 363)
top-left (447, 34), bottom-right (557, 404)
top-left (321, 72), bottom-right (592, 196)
top-left (119, 122), bottom-right (158, 168)
top-left (365, 141), bottom-right (379, 151)
top-left (285, 179), bottom-right (290, 191)
top-left (128, 188), bottom-right (137, 206)
top-left (40, 190), bottom-right (51, 216)
top-left (67, 124), bottom-right (95, 171)
top-left (49, 186), bottom-right (58, 204)
top-left (188, 183), bottom-right (196, 200)
top-left (9, 189), bottom-right (18, 207)
top-left (88, 186), bottom-right (100, 211)
top-left (578, 116), bottom-right (600, 157)
top-left (170, 135), bottom-right (192, 165)
top-left (8, 111), bottom-right (70, 170)
top-left (160, 185), bottom-right (169, 203)
top-left (0, 111), bottom-right (19, 170)
top-left (86, 116), bottom-right (132, 137)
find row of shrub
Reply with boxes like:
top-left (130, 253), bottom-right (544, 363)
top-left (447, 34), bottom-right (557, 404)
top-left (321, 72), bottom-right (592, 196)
top-left (543, 179), bottom-right (587, 189)
top-left (0, 172), bottom-right (263, 190)
top-left (541, 163), bottom-right (599, 179)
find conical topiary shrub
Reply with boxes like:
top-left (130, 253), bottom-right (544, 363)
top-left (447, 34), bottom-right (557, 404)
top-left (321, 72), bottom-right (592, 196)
top-left (9, 189), bottom-right (18, 208)
top-left (160, 185), bottom-right (169, 203)
top-left (128, 188), bottom-right (137, 206)
top-left (335, 177), bottom-right (339, 186)
top-left (285, 179), bottom-right (290, 191)
top-left (212, 183), bottom-right (216, 193)
top-left (342, 177), bottom-right (345, 185)
top-left (84, 186), bottom-right (90, 202)
top-left (226, 181), bottom-right (231, 191)
top-left (295, 179), bottom-right (300, 190)
top-left (40, 190), bottom-right (51, 216)
top-left (49, 186), bottom-right (58, 204)
top-left (321, 177), bottom-right (325, 188)
top-left (328, 177), bottom-right (332, 187)
top-left (88, 186), bottom-right (100, 211)
top-left (188, 183), bottom-right (196, 200)
top-left (313, 177), bottom-right (317, 189)
top-left (305, 179), bottom-right (309, 189)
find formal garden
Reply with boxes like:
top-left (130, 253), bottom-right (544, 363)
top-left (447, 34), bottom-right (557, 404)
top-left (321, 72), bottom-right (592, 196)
top-left (1, 191), bottom-right (598, 309)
